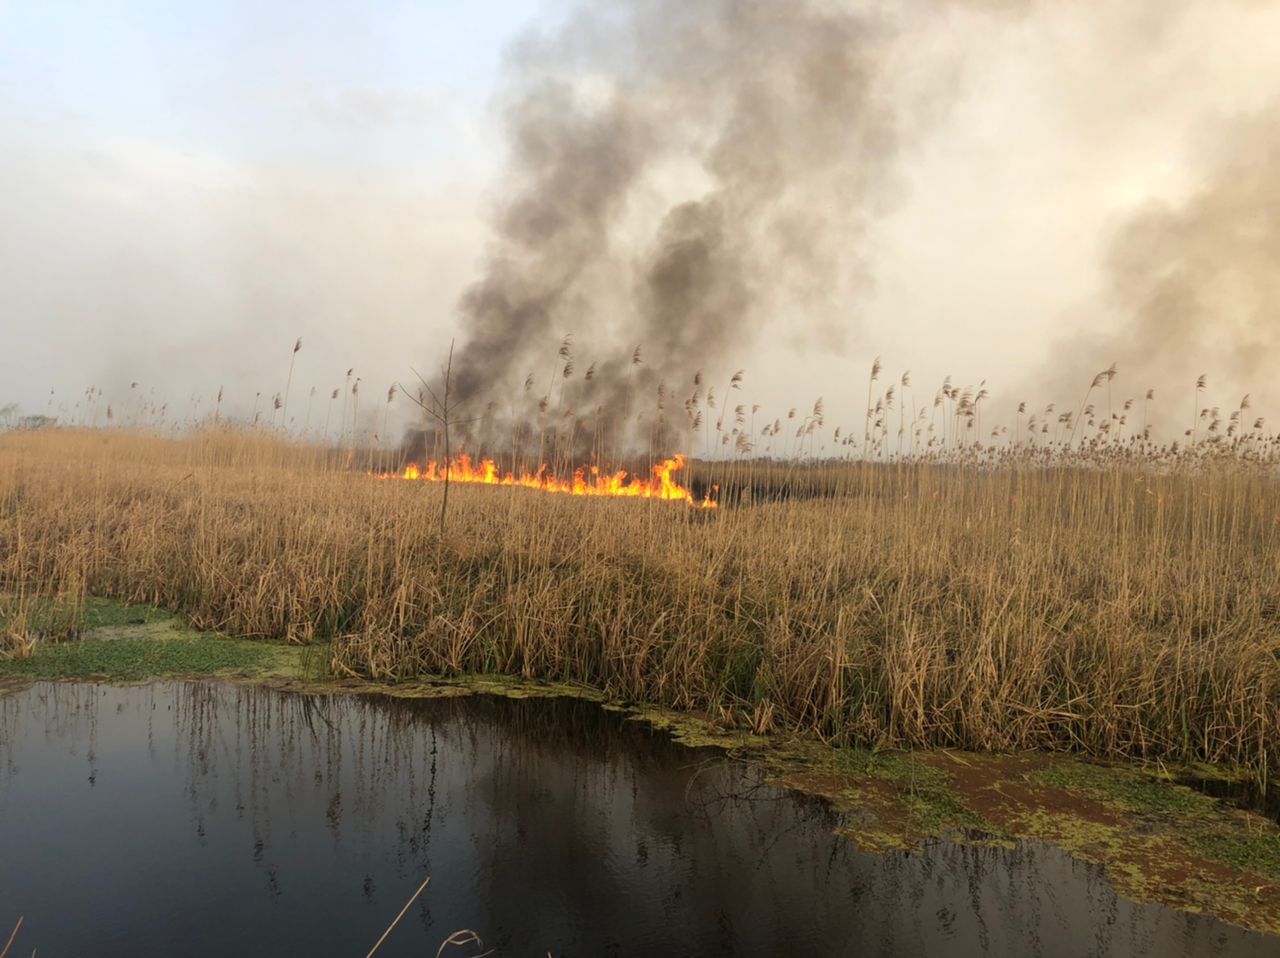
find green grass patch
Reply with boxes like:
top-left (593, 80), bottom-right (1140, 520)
top-left (0, 593), bottom-right (82, 640)
top-left (1030, 758), bottom-right (1280, 884)
top-left (83, 596), bottom-right (173, 630)
top-left (0, 595), bottom-right (315, 682)
top-left (818, 747), bottom-right (997, 836)
top-left (1191, 830), bottom-right (1280, 879)
top-left (0, 635), bottom-right (280, 682)
top-left (1034, 760), bottom-right (1215, 816)
top-left (2, 594), bottom-right (171, 643)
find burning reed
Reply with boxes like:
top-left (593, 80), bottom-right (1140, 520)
top-left (1, 428), bottom-right (1278, 784)
top-left (377, 453), bottom-right (716, 509)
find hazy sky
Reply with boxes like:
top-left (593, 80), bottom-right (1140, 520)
top-left (3, 0), bottom-right (1279, 441)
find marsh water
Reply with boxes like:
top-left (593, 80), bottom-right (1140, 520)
top-left (0, 682), bottom-right (1274, 958)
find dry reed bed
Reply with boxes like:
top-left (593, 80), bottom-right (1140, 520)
top-left (2, 429), bottom-right (1278, 780)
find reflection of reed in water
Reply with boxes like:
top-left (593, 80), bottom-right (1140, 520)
top-left (0, 682), bottom-right (108, 789)
top-left (151, 685), bottom-right (694, 928)
top-left (3, 683), bottom-right (833, 922)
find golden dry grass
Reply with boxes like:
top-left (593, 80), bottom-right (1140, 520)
top-left (2, 427), bottom-right (1278, 781)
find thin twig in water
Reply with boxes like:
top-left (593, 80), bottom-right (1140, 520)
top-left (364, 876), bottom-right (430, 958)
top-left (0, 917), bottom-right (21, 958)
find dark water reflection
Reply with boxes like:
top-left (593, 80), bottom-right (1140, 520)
top-left (0, 682), bottom-right (1273, 957)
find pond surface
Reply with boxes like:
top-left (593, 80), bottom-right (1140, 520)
top-left (0, 681), bottom-right (1274, 958)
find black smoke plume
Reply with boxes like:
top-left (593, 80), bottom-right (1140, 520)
top-left (419, 0), bottom-right (932, 463)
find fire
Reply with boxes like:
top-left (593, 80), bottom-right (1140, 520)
top-left (379, 453), bottom-right (717, 508)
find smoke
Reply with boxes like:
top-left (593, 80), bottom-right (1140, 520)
top-left (431, 0), bottom-right (1280, 458)
top-left (0, 118), bottom-right (483, 430)
top-left (8, 0), bottom-right (1278, 451)
top-left (440, 0), bottom-right (1017, 455)
top-left (1035, 103), bottom-right (1280, 441)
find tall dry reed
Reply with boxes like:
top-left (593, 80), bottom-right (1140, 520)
top-left (1, 427), bottom-right (1277, 783)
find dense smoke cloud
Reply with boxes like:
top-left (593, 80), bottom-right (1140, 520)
top-left (437, 0), bottom-right (1280, 456)
top-left (1034, 103), bottom-right (1280, 442)
top-left (440, 0), bottom-right (945, 455)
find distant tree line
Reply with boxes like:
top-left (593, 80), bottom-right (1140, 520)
top-left (0, 404), bottom-right (57, 431)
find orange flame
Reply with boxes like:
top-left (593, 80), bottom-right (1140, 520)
top-left (379, 453), bottom-right (717, 508)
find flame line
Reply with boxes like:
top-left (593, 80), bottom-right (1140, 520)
top-left (376, 453), bottom-right (717, 508)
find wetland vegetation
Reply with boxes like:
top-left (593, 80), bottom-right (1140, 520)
top-left (2, 411), bottom-right (1280, 942)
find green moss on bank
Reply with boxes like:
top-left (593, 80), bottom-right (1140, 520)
top-left (1028, 758), bottom-right (1280, 882)
top-left (1192, 831), bottom-right (1280, 879)
top-left (0, 635), bottom-right (282, 682)
top-left (0, 597), bottom-right (305, 683)
top-left (1034, 760), bottom-right (1215, 817)
top-left (82, 595), bottom-right (173, 630)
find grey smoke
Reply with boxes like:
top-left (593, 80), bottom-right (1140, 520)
top-left (443, 0), bottom-right (945, 453)
top-left (444, 0), bottom-right (1280, 456)
top-left (1035, 103), bottom-right (1280, 441)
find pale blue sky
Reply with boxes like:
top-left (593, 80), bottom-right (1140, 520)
top-left (0, 0), bottom-right (549, 178)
